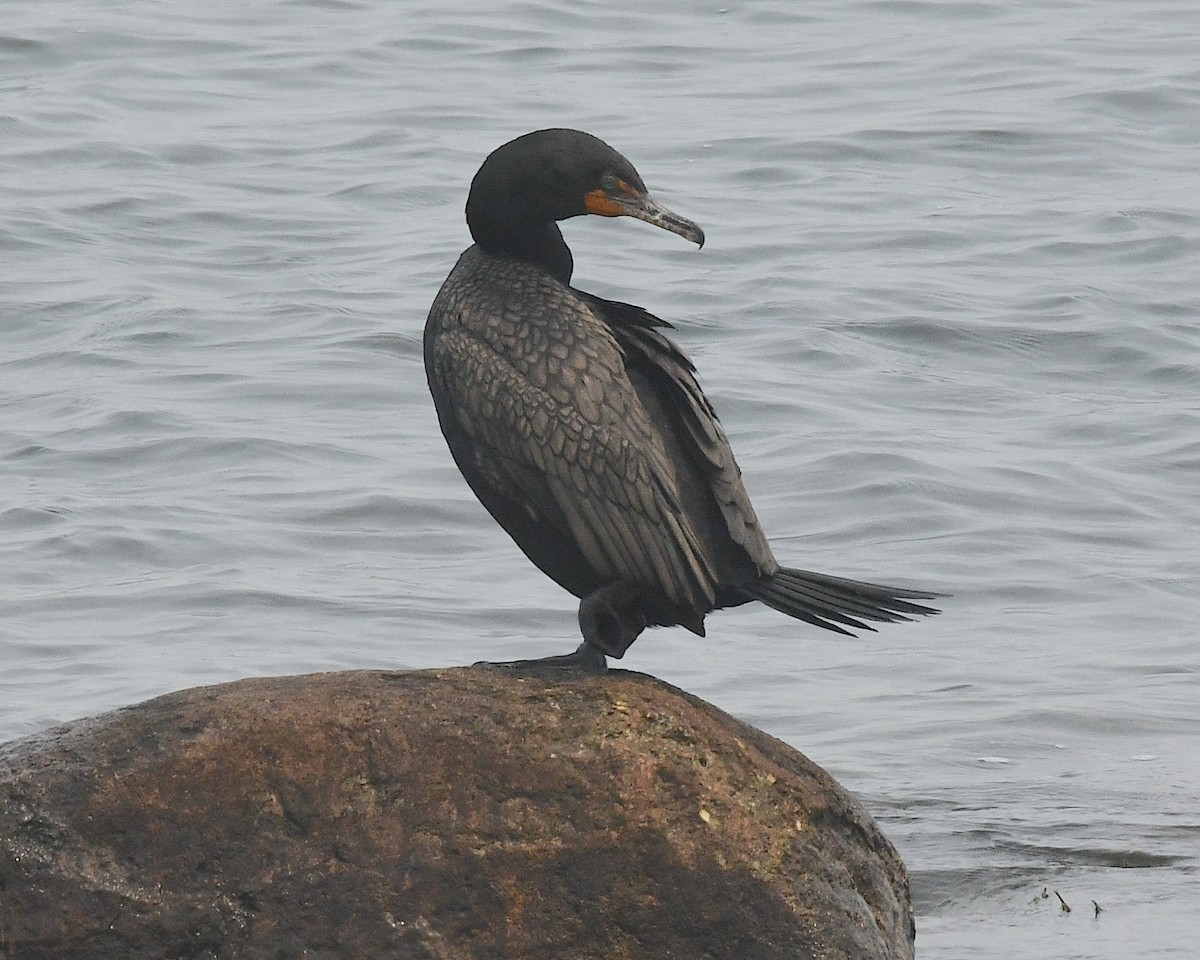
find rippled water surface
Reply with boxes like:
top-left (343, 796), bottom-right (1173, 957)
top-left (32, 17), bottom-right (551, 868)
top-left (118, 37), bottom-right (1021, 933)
top-left (3, 2), bottom-right (1198, 956)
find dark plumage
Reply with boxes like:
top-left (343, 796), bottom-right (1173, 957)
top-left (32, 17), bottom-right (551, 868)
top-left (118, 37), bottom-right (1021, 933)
top-left (424, 128), bottom-right (940, 671)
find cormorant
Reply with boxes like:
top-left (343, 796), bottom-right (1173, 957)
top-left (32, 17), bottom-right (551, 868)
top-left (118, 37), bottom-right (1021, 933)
top-left (424, 128), bottom-right (939, 671)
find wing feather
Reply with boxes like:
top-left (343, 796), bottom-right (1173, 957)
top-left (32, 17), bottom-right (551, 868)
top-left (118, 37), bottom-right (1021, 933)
top-left (429, 310), bottom-right (717, 612)
top-left (588, 295), bottom-right (776, 571)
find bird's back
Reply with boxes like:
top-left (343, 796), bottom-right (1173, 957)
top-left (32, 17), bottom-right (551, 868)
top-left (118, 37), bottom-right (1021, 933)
top-left (424, 246), bottom-right (776, 627)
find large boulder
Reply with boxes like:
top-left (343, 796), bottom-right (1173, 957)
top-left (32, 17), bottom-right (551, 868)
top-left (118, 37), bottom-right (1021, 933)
top-left (0, 668), bottom-right (914, 959)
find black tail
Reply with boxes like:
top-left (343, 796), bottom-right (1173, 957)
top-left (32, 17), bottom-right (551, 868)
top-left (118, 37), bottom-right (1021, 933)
top-left (745, 567), bottom-right (943, 637)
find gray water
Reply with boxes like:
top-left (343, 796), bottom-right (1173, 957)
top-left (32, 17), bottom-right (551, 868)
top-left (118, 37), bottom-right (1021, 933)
top-left (3, 1), bottom-right (1198, 956)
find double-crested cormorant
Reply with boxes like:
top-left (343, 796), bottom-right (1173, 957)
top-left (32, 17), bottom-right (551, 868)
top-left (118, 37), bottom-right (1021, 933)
top-left (425, 129), bottom-right (939, 671)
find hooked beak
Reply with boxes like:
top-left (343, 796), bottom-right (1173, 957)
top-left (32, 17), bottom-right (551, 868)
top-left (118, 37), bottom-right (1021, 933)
top-left (585, 187), bottom-right (705, 248)
top-left (615, 192), bottom-right (705, 248)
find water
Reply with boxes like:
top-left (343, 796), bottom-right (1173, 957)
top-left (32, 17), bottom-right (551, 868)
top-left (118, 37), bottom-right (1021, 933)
top-left (3, 1), bottom-right (1198, 955)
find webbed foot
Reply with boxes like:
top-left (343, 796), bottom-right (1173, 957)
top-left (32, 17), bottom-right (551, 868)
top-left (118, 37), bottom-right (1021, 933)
top-left (473, 641), bottom-right (608, 675)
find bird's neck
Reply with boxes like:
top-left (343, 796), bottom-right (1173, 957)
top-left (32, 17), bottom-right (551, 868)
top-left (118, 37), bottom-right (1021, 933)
top-left (474, 222), bottom-right (574, 285)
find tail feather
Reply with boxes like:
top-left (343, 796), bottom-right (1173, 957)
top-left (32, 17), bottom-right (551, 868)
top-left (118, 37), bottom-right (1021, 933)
top-left (745, 567), bottom-right (943, 637)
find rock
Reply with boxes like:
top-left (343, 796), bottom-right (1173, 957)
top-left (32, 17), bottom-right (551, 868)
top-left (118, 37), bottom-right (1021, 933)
top-left (0, 668), bottom-right (914, 959)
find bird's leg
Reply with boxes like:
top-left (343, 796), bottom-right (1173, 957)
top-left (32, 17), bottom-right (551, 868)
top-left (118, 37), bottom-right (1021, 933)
top-left (471, 582), bottom-right (647, 674)
top-left (578, 581), bottom-right (648, 658)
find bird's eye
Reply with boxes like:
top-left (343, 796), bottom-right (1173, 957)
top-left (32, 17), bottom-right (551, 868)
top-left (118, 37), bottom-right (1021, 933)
top-left (600, 173), bottom-right (619, 192)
